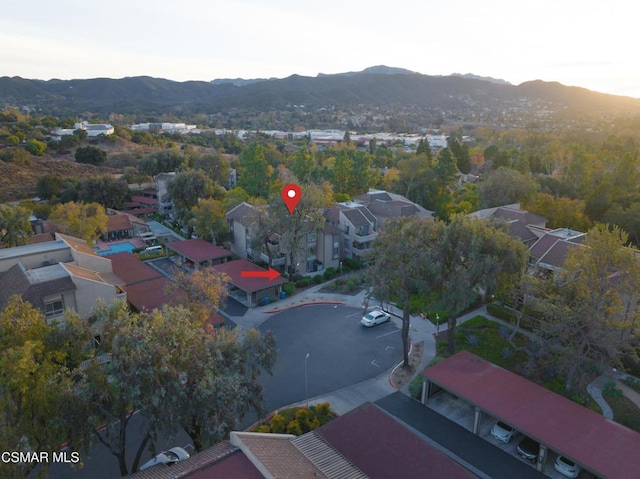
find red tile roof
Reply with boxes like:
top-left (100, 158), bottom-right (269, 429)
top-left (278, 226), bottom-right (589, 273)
top-left (109, 252), bottom-right (162, 284)
top-left (318, 402), bottom-right (477, 479)
top-left (213, 259), bottom-right (287, 293)
top-left (168, 239), bottom-right (232, 262)
top-left (423, 351), bottom-right (640, 478)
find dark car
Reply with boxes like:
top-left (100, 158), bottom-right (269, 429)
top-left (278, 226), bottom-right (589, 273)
top-left (517, 436), bottom-right (539, 461)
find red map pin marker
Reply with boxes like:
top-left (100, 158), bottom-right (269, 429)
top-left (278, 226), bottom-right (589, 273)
top-left (281, 183), bottom-right (302, 214)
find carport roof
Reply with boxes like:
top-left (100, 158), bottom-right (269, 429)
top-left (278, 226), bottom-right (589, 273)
top-left (167, 239), bottom-right (231, 262)
top-left (423, 351), bottom-right (640, 478)
top-left (213, 259), bottom-right (287, 294)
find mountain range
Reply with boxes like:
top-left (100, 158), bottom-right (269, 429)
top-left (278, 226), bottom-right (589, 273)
top-left (1, 66), bottom-right (639, 116)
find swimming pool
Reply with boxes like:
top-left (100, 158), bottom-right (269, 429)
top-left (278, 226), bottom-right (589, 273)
top-left (95, 241), bottom-right (137, 256)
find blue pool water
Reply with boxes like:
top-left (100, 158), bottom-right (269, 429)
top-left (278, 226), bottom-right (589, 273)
top-left (94, 242), bottom-right (136, 256)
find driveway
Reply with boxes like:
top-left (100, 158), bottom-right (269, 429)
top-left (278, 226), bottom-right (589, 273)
top-left (253, 305), bottom-right (402, 419)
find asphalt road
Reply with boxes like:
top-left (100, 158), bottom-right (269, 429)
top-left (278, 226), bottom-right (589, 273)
top-left (255, 304), bottom-right (403, 416)
top-left (27, 413), bottom-right (193, 479)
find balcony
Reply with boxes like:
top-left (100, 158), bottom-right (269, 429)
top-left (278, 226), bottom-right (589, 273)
top-left (353, 231), bottom-right (378, 243)
top-left (260, 252), bottom-right (287, 266)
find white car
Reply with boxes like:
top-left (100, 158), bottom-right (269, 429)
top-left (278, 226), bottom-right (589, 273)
top-left (140, 446), bottom-right (190, 471)
top-left (554, 455), bottom-right (581, 478)
top-left (490, 421), bottom-right (516, 443)
top-left (361, 310), bottom-right (391, 327)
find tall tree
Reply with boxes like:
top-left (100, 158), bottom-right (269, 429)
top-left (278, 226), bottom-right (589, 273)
top-left (532, 225), bottom-right (640, 392)
top-left (239, 142), bottom-right (271, 198)
top-left (0, 203), bottom-right (32, 247)
top-left (0, 297), bottom-right (89, 479)
top-left (167, 170), bottom-right (214, 229)
top-left (190, 198), bottom-right (229, 245)
top-left (437, 216), bottom-right (527, 354)
top-left (369, 217), bottom-right (444, 368)
top-left (75, 300), bottom-right (276, 475)
top-left (477, 167), bottom-right (538, 208)
top-left (291, 146), bottom-right (316, 183)
top-left (78, 176), bottom-right (130, 210)
top-left (75, 145), bottom-right (107, 166)
top-left (49, 201), bottom-right (108, 245)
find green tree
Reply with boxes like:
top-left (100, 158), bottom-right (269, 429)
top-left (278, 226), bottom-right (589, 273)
top-left (78, 176), bottom-right (130, 209)
top-left (252, 183), bottom-right (326, 277)
top-left (0, 297), bottom-right (89, 479)
top-left (49, 201), bottom-right (108, 245)
top-left (138, 149), bottom-right (185, 176)
top-left (416, 138), bottom-right (432, 159)
top-left (291, 146), bottom-right (316, 183)
top-left (532, 225), bottom-right (640, 392)
top-left (437, 216), bottom-right (527, 354)
top-left (0, 203), bottom-right (33, 247)
top-left (167, 170), bottom-right (214, 228)
top-left (24, 138), bottom-right (46, 156)
top-left (447, 133), bottom-right (471, 174)
top-left (75, 300), bottom-right (276, 475)
top-left (75, 145), bottom-right (107, 165)
top-left (239, 142), bottom-right (271, 198)
top-left (190, 198), bottom-right (228, 245)
top-left (331, 150), bottom-right (352, 195)
top-left (477, 167), bottom-right (538, 208)
top-left (369, 217), bottom-right (445, 368)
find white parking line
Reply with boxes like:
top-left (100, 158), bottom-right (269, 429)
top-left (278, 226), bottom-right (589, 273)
top-left (345, 312), bottom-right (361, 318)
top-left (376, 330), bottom-right (400, 339)
top-left (371, 359), bottom-right (381, 367)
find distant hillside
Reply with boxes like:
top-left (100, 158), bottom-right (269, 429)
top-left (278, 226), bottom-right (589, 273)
top-left (2, 66), bottom-right (640, 116)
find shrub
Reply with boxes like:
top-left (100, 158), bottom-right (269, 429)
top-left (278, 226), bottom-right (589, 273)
top-left (269, 412), bottom-right (286, 433)
top-left (295, 278), bottom-right (311, 288)
top-left (325, 282), bottom-right (337, 292)
top-left (346, 279), bottom-right (356, 292)
top-left (343, 258), bottom-right (364, 269)
top-left (292, 274), bottom-right (304, 282)
top-left (283, 282), bottom-right (296, 295)
top-left (255, 425), bottom-right (270, 433)
top-left (25, 138), bottom-right (47, 156)
top-left (313, 274), bottom-right (323, 284)
top-left (323, 267), bottom-right (336, 280)
top-left (315, 402), bottom-right (332, 422)
top-left (75, 145), bottom-right (107, 165)
top-left (409, 376), bottom-right (423, 400)
top-left (286, 419), bottom-right (302, 435)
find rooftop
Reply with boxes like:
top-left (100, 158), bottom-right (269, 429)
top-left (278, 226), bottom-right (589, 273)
top-left (318, 402), bottom-right (477, 479)
top-left (423, 351), bottom-right (640, 479)
top-left (213, 259), bottom-right (287, 293)
top-left (0, 240), bottom-right (68, 261)
top-left (167, 239), bottom-right (232, 263)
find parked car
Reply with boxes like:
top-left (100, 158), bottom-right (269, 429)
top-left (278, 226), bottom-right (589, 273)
top-left (517, 436), bottom-right (539, 461)
top-left (140, 447), bottom-right (190, 471)
top-left (554, 455), bottom-right (581, 478)
top-left (361, 310), bottom-right (391, 327)
top-left (490, 420), bottom-right (516, 443)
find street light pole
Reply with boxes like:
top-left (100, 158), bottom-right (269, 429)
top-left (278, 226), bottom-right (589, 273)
top-left (305, 353), bottom-right (310, 407)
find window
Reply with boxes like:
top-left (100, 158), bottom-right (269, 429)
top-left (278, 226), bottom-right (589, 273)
top-left (333, 241), bottom-right (340, 259)
top-left (307, 232), bottom-right (317, 243)
top-left (345, 225), bottom-right (350, 235)
top-left (44, 299), bottom-right (64, 318)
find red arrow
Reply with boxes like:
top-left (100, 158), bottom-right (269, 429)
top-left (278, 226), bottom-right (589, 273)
top-left (240, 267), bottom-right (281, 281)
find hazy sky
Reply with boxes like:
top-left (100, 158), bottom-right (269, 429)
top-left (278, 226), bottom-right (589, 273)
top-left (2, 0), bottom-right (638, 97)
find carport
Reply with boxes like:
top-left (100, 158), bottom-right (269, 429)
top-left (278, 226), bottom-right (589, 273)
top-left (166, 238), bottom-right (232, 271)
top-left (213, 259), bottom-right (287, 308)
top-left (421, 351), bottom-right (640, 478)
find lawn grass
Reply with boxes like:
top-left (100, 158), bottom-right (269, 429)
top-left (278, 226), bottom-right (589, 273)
top-left (607, 395), bottom-right (640, 433)
top-left (436, 315), bottom-right (528, 373)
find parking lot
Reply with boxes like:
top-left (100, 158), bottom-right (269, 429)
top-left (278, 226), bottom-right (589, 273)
top-left (427, 390), bottom-right (597, 478)
top-left (253, 304), bottom-right (402, 417)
